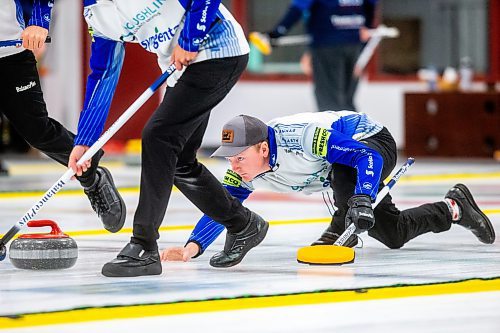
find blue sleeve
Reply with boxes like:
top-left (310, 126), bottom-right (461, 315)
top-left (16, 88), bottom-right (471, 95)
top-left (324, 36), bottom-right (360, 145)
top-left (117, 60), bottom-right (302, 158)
top-left (269, 0), bottom-right (313, 37)
top-left (178, 0), bottom-right (222, 52)
top-left (27, 0), bottom-right (53, 30)
top-left (187, 170), bottom-right (252, 256)
top-left (74, 36), bottom-right (124, 147)
top-left (321, 129), bottom-right (383, 201)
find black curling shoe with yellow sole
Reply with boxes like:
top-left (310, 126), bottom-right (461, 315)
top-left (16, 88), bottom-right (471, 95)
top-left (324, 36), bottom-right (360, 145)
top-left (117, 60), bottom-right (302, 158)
top-left (446, 183), bottom-right (495, 244)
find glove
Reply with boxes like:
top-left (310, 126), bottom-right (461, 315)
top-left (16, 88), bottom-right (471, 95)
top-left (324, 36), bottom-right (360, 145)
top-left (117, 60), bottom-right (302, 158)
top-left (346, 195), bottom-right (375, 233)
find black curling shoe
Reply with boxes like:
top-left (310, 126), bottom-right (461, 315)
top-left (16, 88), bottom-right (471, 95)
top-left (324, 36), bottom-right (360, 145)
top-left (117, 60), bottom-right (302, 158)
top-left (210, 211), bottom-right (269, 268)
top-left (446, 183), bottom-right (495, 244)
top-left (84, 167), bottom-right (126, 233)
top-left (102, 242), bottom-right (162, 277)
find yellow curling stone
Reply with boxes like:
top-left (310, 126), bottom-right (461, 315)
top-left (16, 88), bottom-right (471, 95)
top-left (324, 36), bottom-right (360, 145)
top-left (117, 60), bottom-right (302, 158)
top-left (297, 245), bottom-right (355, 265)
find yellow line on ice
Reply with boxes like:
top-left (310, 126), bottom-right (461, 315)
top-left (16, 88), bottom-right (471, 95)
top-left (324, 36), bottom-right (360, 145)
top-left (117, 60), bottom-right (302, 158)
top-left (1, 171), bottom-right (500, 200)
top-left (63, 218), bottom-right (331, 237)
top-left (401, 171), bottom-right (500, 183)
top-left (2, 212), bottom-right (500, 239)
top-left (0, 278), bottom-right (499, 329)
top-left (0, 186), bottom-right (176, 199)
top-left (5, 161), bottom-right (124, 176)
top-left (0, 218), bottom-right (329, 239)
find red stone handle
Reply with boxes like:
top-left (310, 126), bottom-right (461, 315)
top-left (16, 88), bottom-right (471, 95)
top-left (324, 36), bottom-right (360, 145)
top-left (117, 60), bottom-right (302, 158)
top-left (19, 220), bottom-right (68, 239)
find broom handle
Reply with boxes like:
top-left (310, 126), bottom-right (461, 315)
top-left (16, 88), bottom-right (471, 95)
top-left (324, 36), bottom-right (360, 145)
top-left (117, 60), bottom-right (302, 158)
top-left (0, 65), bottom-right (176, 248)
top-left (334, 157), bottom-right (415, 246)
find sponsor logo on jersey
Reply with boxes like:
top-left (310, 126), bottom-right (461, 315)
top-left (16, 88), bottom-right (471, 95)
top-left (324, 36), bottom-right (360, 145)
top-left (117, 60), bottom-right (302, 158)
top-left (275, 123), bottom-right (306, 134)
top-left (223, 169), bottom-right (242, 187)
top-left (120, 32), bottom-right (136, 42)
top-left (140, 25), bottom-right (179, 51)
top-left (365, 154), bottom-right (374, 176)
top-left (192, 37), bottom-right (206, 46)
top-left (330, 15), bottom-right (365, 29)
top-left (282, 137), bottom-right (299, 145)
top-left (312, 127), bottom-right (330, 157)
top-left (16, 81), bottom-right (36, 93)
top-left (330, 144), bottom-right (355, 153)
top-left (196, 0), bottom-right (212, 32)
top-left (222, 129), bottom-right (234, 143)
top-left (339, 0), bottom-right (363, 6)
top-left (196, 24), bottom-right (206, 32)
top-left (88, 26), bottom-right (95, 42)
top-left (84, 8), bottom-right (93, 20)
top-left (123, 0), bottom-right (166, 33)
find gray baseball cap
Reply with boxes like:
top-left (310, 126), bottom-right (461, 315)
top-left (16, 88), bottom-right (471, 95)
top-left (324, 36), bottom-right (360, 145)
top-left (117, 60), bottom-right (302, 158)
top-left (211, 115), bottom-right (268, 157)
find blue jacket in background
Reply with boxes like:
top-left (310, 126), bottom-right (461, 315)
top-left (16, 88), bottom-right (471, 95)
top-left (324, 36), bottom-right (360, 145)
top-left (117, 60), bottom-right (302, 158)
top-left (270, 0), bottom-right (378, 47)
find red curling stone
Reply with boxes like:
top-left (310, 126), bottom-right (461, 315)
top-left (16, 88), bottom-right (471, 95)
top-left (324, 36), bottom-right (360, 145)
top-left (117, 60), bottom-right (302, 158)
top-left (9, 220), bottom-right (78, 270)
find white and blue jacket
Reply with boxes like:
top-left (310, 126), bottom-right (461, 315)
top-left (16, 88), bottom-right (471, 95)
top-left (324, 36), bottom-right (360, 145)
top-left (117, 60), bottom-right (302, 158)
top-left (76, 0), bottom-right (249, 146)
top-left (0, 0), bottom-right (53, 58)
top-left (188, 111), bottom-right (385, 255)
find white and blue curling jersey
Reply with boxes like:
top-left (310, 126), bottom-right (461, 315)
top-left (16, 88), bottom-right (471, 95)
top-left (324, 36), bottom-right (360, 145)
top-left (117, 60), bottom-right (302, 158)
top-left (187, 111), bottom-right (385, 255)
top-left (76, 0), bottom-right (249, 147)
top-left (0, 0), bottom-right (53, 58)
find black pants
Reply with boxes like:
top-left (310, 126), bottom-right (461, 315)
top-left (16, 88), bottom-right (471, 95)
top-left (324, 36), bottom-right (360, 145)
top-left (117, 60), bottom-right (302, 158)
top-left (311, 44), bottom-right (362, 112)
top-left (329, 127), bottom-right (452, 249)
top-left (0, 50), bottom-right (100, 186)
top-left (131, 55), bottom-right (250, 250)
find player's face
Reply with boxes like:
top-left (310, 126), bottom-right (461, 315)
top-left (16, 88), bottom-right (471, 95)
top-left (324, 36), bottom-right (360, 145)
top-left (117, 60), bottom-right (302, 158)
top-left (227, 143), bottom-right (270, 182)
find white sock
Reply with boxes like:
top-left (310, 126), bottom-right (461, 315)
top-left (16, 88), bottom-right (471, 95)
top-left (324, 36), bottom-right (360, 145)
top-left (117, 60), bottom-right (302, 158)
top-left (444, 198), bottom-right (461, 221)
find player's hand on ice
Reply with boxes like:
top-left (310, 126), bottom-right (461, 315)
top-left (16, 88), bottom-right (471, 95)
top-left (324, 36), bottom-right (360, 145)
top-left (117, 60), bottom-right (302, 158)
top-left (346, 195), bottom-right (375, 233)
top-left (21, 26), bottom-right (48, 51)
top-left (170, 45), bottom-right (198, 71)
top-left (68, 145), bottom-right (91, 177)
top-left (161, 242), bottom-right (200, 262)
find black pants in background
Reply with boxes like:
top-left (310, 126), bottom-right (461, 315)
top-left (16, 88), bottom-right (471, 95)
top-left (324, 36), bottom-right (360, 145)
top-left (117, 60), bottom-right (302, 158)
top-left (132, 55), bottom-right (250, 250)
top-left (311, 44), bottom-right (362, 112)
top-left (329, 127), bottom-right (452, 249)
top-left (0, 50), bottom-right (100, 186)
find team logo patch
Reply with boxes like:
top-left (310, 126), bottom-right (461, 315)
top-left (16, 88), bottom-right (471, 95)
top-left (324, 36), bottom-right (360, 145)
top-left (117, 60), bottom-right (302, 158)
top-left (312, 127), bottom-right (331, 157)
top-left (222, 129), bottom-right (234, 143)
top-left (223, 169), bottom-right (242, 187)
top-left (362, 182), bottom-right (373, 190)
top-left (88, 26), bottom-right (95, 42)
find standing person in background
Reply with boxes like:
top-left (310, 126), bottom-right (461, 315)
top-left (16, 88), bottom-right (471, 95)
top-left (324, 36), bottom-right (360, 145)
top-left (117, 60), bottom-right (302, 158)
top-left (70, 0), bottom-right (269, 277)
top-left (266, 0), bottom-right (378, 112)
top-left (0, 0), bottom-right (126, 231)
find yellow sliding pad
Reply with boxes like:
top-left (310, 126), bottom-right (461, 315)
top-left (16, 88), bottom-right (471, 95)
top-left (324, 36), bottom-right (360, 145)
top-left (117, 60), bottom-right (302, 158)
top-left (249, 32), bottom-right (272, 55)
top-left (297, 245), bottom-right (355, 265)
